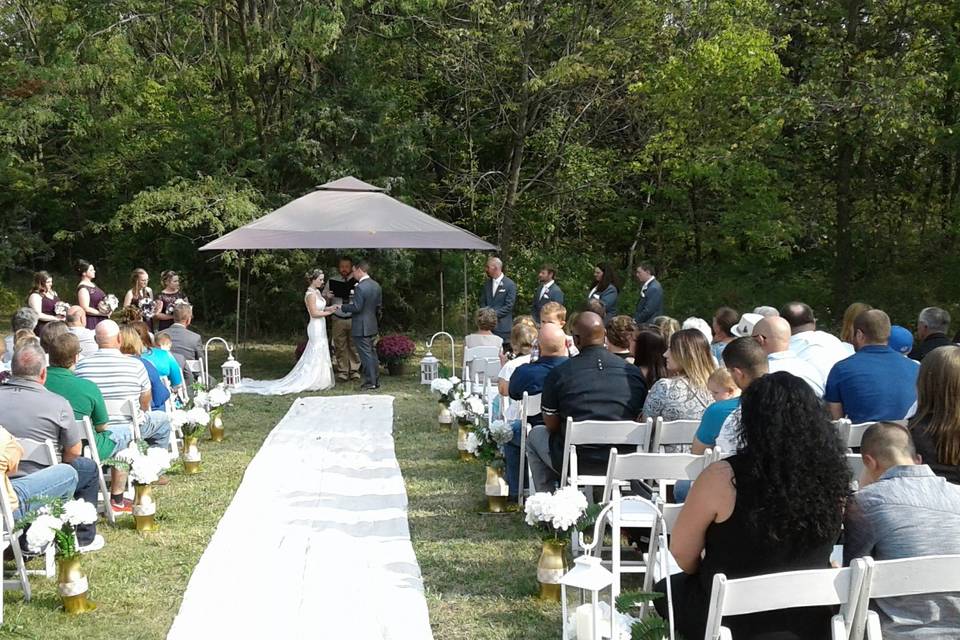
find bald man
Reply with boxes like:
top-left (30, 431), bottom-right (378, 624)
top-left (844, 423), bottom-right (960, 637)
top-left (526, 312), bottom-right (647, 491)
top-left (75, 320), bottom-right (172, 452)
top-left (752, 316), bottom-right (825, 397)
top-left (479, 256), bottom-right (517, 348)
top-left (65, 305), bottom-right (98, 358)
top-left (502, 323), bottom-right (571, 500)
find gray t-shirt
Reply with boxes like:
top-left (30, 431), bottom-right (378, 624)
top-left (0, 378), bottom-right (81, 476)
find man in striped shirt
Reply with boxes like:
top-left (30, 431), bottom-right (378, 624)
top-left (75, 321), bottom-right (172, 451)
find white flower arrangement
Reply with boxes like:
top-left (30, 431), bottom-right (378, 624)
top-left (54, 300), bottom-right (70, 317)
top-left (207, 385), bottom-right (231, 407)
top-left (431, 376), bottom-right (463, 405)
top-left (109, 444), bottom-right (172, 485)
top-left (97, 293), bottom-right (119, 315)
top-left (22, 499), bottom-right (99, 556)
top-left (465, 395), bottom-right (485, 417)
top-left (464, 432), bottom-right (480, 455)
top-left (449, 398), bottom-right (468, 419)
top-left (524, 486), bottom-right (589, 535)
top-left (488, 420), bottom-right (514, 446)
top-left (171, 406), bottom-right (210, 437)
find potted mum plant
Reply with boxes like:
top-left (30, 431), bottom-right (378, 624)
top-left (376, 334), bottom-right (416, 376)
top-left (17, 498), bottom-right (99, 613)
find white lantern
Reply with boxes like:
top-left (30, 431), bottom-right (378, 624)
top-left (420, 351), bottom-right (439, 385)
top-left (561, 555), bottom-right (616, 640)
top-left (221, 355), bottom-right (242, 388)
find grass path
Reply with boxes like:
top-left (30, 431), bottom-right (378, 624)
top-left (0, 346), bottom-right (559, 639)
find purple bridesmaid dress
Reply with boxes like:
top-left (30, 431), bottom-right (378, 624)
top-left (81, 285), bottom-right (107, 329)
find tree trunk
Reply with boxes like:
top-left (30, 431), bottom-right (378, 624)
top-left (834, 133), bottom-right (854, 311)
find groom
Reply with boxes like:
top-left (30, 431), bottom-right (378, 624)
top-left (339, 259), bottom-right (382, 390)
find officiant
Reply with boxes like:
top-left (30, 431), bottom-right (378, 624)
top-left (323, 256), bottom-right (361, 382)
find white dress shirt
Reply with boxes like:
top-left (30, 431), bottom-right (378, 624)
top-left (539, 280), bottom-right (555, 300)
top-left (767, 350), bottom-right (825, 397)
top-left (788, 330), bottom-right (853, 385)
top-left (490, 274), bottom-right (504, 298)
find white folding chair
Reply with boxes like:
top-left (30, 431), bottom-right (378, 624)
top-left (79, 417), bottom-right (116, 526)
top-left (185, 358), bottom-right (207, 388)
top-left (846, 453), bottom-right (865, 489)
top-left (856, 554), bottom-right (960, 640)
top-left (16, 438), bottom-right (59, 579)
top-left (0, 478), bottom-right (31, 603)
top-left (103, 397), bottom-right (144, 442)
top-left (704, 559), bottom-right (871, 640)
top-left (601, 448), bottom-right (713, 598)
top-left (559, 418), bottom-right (654, 494)
top-left (650, 417), bottom-right (701, 452)
top-left (517, 391), bottom-right (541, 506)
top-left (846, 421), bottom-right (876, 450)
top-left (832, 419), bottom-right (852, 448)
top-left (462, 346), bottom-right (500, 387)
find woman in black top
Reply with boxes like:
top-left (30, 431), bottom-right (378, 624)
top-left (909, 345), bottom-right (960, 484)
top-left (655, 372), bottom-right (850, 640)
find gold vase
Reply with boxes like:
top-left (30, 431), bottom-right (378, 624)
top-left (57, 555), bottom-right (96, 614)
top-left (133, 483), bottom-right (159, 532)
top-left (457, 424), bottom-right (472, 461)
top-left (209, 414), bottom-right (225, 442)
top-left (182, 435), bottom-right (202, 474)
top-left (484, 465), bottom-right (509, 513)
top-left (537, 539), bottom-right (569, 601)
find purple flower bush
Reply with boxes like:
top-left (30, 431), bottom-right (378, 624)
top-left (376, 334), bottom-right (416, 365)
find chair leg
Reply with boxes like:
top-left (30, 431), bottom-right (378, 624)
top-left (98, 467), bottom-right (116, 526)
top-left (518, 427), bottom-right (527, 506)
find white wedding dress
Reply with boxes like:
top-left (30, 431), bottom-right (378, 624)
top-left (234, 289), bottom-right (335, 395)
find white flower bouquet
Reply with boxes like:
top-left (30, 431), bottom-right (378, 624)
top-left (524, 486), bottom-right (590, 540)
top-left (138, 297), bottom-right (156, 320)
top-left (54, 300), bottom-right (70, 317)
top-left (97, 294), bottom-right (119, 316)
top-left (166, 297), bottom-right (189, 314)
top-left (430, 376), bottom-right (463, 405)
top-left (17, 498), bottom-right (99, 558)
top-left (171, 406), bottom-right (210, 438)
top-left (107, 443), bottom-right (172, 485)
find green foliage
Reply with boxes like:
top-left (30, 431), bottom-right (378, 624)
top-left (2, 0), bottom-right (959, 334)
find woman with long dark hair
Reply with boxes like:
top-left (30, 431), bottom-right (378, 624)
top-left (633, 327), bottom-right (667, 389)
top-left (587, 262), bottom-right (619, 324)
top-left (75, 259), bottom-right (108, 330)
top-left (656, 372), bottom-right (849, 639)
top-left (27, 271), bottom-right (62, 335)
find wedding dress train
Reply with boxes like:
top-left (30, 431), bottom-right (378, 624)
top-left (234, 290), bottom-right (335, 395)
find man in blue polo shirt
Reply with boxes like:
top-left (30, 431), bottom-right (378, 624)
top-left (826, 309), bottom-right (919, 424)
top-left (503, 323), bottom-right (569, 500)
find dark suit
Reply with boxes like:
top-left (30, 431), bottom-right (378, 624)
top-left (340, 276), bottom-right (383, 387)
top-left (633, 278), bottom-right (664, 325)
top-left (908, 333), bottom-right (953, 361)
top-left (479, 275), bottom-right (517, 343)
top-left (531, 282), bottom-right (565, 324)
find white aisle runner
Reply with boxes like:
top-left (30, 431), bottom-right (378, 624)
top-left (167, 395), bottom-right (433, 640)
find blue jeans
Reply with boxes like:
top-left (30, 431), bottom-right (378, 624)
top-left (12, 464), bottom-right (78, 520)
top-left (142, 411), bottom-right (172, 448)
top-left (502, 420), bottom-right (523, 499)
top-left (107, 424), bottom-right (133, 452)
top-left (69, 457), bottom-right (100, 545)
top-left (673, 479), bottom-right (691, 503)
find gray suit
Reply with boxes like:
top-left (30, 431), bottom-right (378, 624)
top-left (340, 277), bottom-right (382, 387)
top-left (479, 275), bottom-right (517, 343)
top-left (159, 323), bottom-right (203, 387)
top-left (633, 278), bottom-right (664, 325)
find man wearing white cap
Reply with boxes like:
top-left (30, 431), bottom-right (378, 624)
top-left (730, 312), bottom-right (763, 339)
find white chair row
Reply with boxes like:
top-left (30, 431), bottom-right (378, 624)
top-left (462, 346), bottom-right (500, 388)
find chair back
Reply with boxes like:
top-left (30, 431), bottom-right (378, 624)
top-left (78, 417), bottom-right (117, 525)
top-left (18, 438), bottom-right (58, 468)
top-left (602, 449), bottom-right (712, 502)
top-left (661, 503), bottom-right (683, 533)
top-left (704, 560), bottom-right (870, 640)
top-left (651, 417), bottom-right (701, 451)
top-left (103, 397), bottom-right (144, 440)
top-left (517, 392), bottom-right (543, 507)
top-left (847, 421), bottom-right (876, 449)
top-left (0, 479), bottom-right (31, 601)
top-left (560, 418), bottom-right (653, 489)
top-left (832, 419), bottom-right (852, 448)
top-left (846, 454), bottom-right (865, 485)
top-left (463, 346), bottom-right (501, 386)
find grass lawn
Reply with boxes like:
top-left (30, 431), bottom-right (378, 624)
top-left (0, 344), bottom-right (560, 639)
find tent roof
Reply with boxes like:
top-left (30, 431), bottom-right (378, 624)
top-left (200, 176), bottom-right (496, 251)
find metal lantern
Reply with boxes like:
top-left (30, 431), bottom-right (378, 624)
top-left (204, 337), bottom-right (242, 390)
top-left (560, 555), bottom-right (616, 640)
top-left (420, 351), bottom-right (439, 385)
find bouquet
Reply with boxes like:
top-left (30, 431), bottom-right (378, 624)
top-left (430, 376), bottom-right (463, 406)
top-left (170, 406), bottom-right (211, 438)
top-left (97, 294), bottom-right (119, 316)
top-left (16, 498), bottom-right (98, 558)
top-left (54, 300), bottom-right (70, 317)
top-left (138, 297), bottom-right (156, 320)
top-left (106, 442), bottom-right (173, 484)
top-left (524, 486), bottom-right (590, 540)
top-left (166, 297), bottom-right (189, 315)
top-left (375, 334), bottom-right (416, 366)
top-left (468, 416), bottom-right (514, 467)
top-left (194, 384), bottom-right (231, 423)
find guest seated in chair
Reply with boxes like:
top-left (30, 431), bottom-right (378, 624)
top-left (465, 307), bottom-right (504, 352)
top-left (606, 315), bottom-right (637, 363)
top-left (75, 320), bottom-right (172, 451)
top-left (908, 345), bottom-right (960, 484)
top-left (656, 372), bottom-right (849, 640)
top-left (0, 426), bottom-right (78, 521)
top-left (642, 328), bottom-right (715, 425)
top-left (159, 303), bottom-right (203, 386)
top-left (0, 344), bottom-right (104, 552)
top-left (844, 422), bottom-right (960, 639)
top-left (527, 312), bottom-right (647, 491)
top-left (65, 306), bottom-right (98, 359)
top-left (2, 307), bottom-right (39, 366)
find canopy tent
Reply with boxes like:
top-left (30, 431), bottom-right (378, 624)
top-left (199, 177), bottom-right (497, 342)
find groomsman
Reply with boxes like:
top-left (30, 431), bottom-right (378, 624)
top-left (339, 260), bottom-right (382, 390)
top-left (323, 257), bottom-right (361, 382)
top-left (531, 264), bottom-right (564, 325)
top-left (633, 262), bottom-right (664, 325)
top-left (479, 256), bottom-right (517, 349)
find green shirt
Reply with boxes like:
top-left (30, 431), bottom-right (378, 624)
top-left (44, 366), bottom-right (114, 459)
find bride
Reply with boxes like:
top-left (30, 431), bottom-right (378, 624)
top-left (234, 269), bottom-right (337, 395)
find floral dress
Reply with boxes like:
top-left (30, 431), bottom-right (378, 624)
top-left (155, 291), bottom-right (184, 332)
top-left (643, 376), bottom-right (712, 421)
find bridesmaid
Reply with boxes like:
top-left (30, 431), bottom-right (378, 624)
top-left (587, 262), bottom-right (620, 325)
top-left (76, 259), bottom-right (108, 330)
top-left (27, 271), bottom-right (62, 335)
top-left (123, 268), bottom-right (153, 307)
top-left (153, 270), bottom-right (185, 332)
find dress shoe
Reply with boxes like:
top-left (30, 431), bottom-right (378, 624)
top-left (360, 383), bottom-right (381, 391)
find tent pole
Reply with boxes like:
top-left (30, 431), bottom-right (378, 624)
top-left (439, 250), bottom-right (445, 333)
top-left (463, 253), bottom-right (469, 335)
top-left (235, 255), bottom-right (242, 347)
